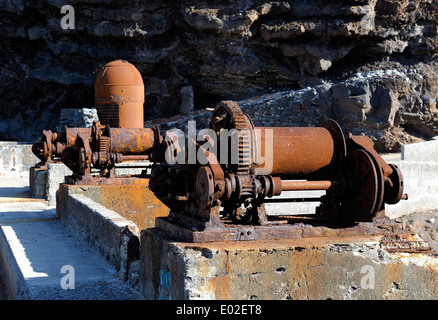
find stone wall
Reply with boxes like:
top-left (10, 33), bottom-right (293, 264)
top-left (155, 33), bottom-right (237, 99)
top-left (1, 0), bottom-right (438, 150)
top-left (0, 142), bottom-right (39, 178)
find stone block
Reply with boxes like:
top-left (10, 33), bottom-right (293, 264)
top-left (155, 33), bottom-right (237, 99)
top-left (46, 163), bottom-right (72, 205)
top-left (385, 160), bottom-right (438, 219)
top-left (401, 140), bottom-right (438, 161)
top-left (58, 192), bottom-right (139, 279)
top-left (139, 229), bottom-right (438, 300)
top-left (29, 167), bottom-right (47, 199)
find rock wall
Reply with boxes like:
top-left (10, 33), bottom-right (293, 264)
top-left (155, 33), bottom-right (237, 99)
top-left (1, 0), bottom-right (437, 150)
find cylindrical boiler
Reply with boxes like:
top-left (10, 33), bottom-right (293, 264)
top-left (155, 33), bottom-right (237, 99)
top-left (94, 60), bottom-right (144, 128)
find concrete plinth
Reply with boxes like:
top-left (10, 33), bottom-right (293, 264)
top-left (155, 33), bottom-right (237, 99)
top-left (56, 179), bottom-right (169, 279)
top-left (29, 167), bottom-right (47, 199)
top-left (29, 163), bottom-right (72, 205)
top-left (57, 179), bottom-right (169, 231)
top-left (139, 228), bottom-right (438, 300)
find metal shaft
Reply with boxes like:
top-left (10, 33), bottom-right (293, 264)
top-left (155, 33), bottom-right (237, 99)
top-left (281, 180), bottom-right (340, 191)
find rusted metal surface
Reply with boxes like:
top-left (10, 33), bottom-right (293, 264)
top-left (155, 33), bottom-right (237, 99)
top-left (33, 97), bottom-right (408, 243)
top-left (32, 120), bottom-right (164, 181)
top-left (65, 128), bottom-right (91, 147)
top-left (155, 215), bottom-right (415, 243)
top-left (280, 180), bottom-right (340, 191)
top-left (94, 60), bottom-right (144, 128)
top-left (255, 127), bottom-right (335, 178)
top-left (380, 234), bottom-right (432, 253)
top-left (148, 100), bottom-right (408, 242)
top-left (108, 127), bottom-right (155, 154)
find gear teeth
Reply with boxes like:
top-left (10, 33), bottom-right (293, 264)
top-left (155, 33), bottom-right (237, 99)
top-left (98, 136), bottom-right (109, 163)
top-left (210, 101), bottom-right (254, 197)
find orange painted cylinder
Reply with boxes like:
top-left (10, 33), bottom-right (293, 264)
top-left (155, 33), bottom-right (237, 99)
top-left (109, 128), bottom-right (155, 154)
top-left (94, 60), bottom-right (144, 128)
top-left (254, 127), bottom-right (335, 178)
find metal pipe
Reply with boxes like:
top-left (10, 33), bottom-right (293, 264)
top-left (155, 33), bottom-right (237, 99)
top-left (280, 180), bottom-right (339, 191)
top-left (120, 155), bottom-right (150, 161)
top-left (263, 197), bottom-right (322, 203)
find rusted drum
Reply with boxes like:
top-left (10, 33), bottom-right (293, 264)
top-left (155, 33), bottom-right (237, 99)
top-left (108, 127), bottom-right (155, 154)
top-left (254, 127), bottom-right (335, 178)
top-left (94, 60), bottom-right (144, 128)
top-left (65, 127), bottom-right (91, 147)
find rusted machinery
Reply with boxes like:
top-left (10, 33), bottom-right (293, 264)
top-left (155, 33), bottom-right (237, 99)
top-left (149, 100), bottom-right (407, 241)
top-left (32, 121), bottom-right (167, 181)
top-left (94, 60), bottom-right (145, 128)
top-left (32, 59), bottom-right (154, 181)
top-left (32, 97), bottom-right (406, 241)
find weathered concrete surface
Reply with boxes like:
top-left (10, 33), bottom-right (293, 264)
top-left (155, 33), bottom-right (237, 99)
top-left (57, 180), bottom-right (169, 232)
top-left (45, 163), bottom-right (72, 206)
top-left (29, 163), bottom-right (72, 205)
top-left (57, 192), bottom-right (140, 280)
top-left (0, 225), bottom-right (31, 300)
top-left (140, 228), bottom-right (438, 300)
top-left (29, 167), bottom-right (47, 199)
top-left (385, 140), bottom-right (438, 219)
top-left (0, 177), bottom-right (143, 299)
top-left (0, 142), bottom-right (39, 178)
top-left (402, 139), bottom-right (438, 161)
top-left (56, 179), bottom-right (169, 280)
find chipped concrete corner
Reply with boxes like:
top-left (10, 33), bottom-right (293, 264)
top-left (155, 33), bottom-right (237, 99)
top-left (139, 229), bottom-right (438, 300)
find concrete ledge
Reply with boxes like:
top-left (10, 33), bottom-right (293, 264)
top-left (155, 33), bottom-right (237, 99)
top-left (139, 228), bottom-right (438, 300)
top-left (386, 160), bottom-right (438, 219)
top-left (402, 140), bottom-right (438, 161)
top-left (29, 164), bottom-right (73, 205)
top-left (57, 180), bottom-right (169, 231)
top-left (0, 226), bottom-right (32, 299)
top-left (58, 193), bottom-right (140, 280)
top-left (0, 142), bottom-right (39, 178)
top-left (46, 163), bottom-right (72, 205)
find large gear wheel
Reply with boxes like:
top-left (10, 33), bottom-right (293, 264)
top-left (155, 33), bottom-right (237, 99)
top-left (210, 101), bottom-right (253, 196)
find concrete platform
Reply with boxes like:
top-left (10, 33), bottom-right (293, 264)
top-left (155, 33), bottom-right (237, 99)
top-left (0, 178), bottom-right (143, 299)
top-left (140, 228), bottom-right (438, 300)
top-left (384, 142), bottom-right (438, 218)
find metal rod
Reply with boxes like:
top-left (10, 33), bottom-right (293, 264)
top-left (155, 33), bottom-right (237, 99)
top-left (120, 155), bottom-right (150, 161)
top-left (264, 197), bottom-right (322, 203)
top-left (281, 180), bottom-right (339, 191)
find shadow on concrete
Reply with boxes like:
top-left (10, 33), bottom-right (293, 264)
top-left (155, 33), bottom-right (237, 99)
top-left (0, 187), bottom-right (30, 199)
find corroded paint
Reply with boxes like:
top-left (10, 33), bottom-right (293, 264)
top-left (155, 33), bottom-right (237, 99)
top-left (95, 60), bottom-right (144, 128)
top-left (140, 230), bottom-right (438, 300)
top-left (58, 179), bottom-right (169, 231)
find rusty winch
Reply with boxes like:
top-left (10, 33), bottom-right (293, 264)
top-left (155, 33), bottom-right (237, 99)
top-left (32, 59), bottom-right (167, 182)
top-left (148, 100), bottom-right (406, 241)
top-left (32, 98), bottom-right (406, 230)
top-left (31, 121), bottom-right (167, 181)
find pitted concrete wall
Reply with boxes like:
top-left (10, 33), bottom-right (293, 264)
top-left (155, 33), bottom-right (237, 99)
top-left (57, 181), bottom-right (169, 232)
top-left (140, 229), bottom-right (438, 300)
top-left (58, 191), bottom-right (140, 280)
top-left (402, 139), bottom-right (438, 161)
top-left (386, 140), bottom-right (438, 219)
top-left (0, 142), bottom-right (39, 178)
top-left (0, 227), bottom-right (32, 300)
top-left (46, 163), bottom-right (72, 205)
